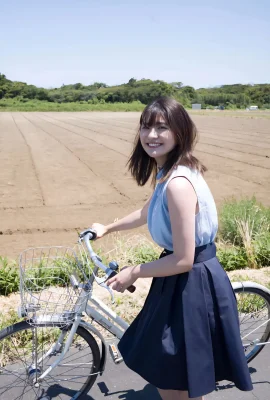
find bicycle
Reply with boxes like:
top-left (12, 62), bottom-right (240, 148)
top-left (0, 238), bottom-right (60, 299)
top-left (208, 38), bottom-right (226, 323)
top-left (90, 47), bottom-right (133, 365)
top-left (0, 229), bottom-right (269, 399)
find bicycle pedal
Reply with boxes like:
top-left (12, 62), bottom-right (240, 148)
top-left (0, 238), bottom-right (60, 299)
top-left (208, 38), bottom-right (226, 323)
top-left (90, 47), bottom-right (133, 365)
top-left (109, 343), bottom-right (123, 364)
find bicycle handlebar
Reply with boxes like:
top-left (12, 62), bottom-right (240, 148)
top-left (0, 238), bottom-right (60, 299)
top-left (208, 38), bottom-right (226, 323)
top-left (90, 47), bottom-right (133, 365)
top-left (80, 229), bottom-right (136, 293)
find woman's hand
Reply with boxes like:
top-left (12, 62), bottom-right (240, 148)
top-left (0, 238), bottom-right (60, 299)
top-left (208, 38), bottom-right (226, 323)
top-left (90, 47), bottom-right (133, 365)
top-left (106, 266), bottom-right (139, 293)
top-left (91, 223), bottom-right (108, 239)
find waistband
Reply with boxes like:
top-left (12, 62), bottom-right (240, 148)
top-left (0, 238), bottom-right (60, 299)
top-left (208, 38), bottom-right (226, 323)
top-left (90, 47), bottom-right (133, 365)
top-left (161, 242), bottom-right (216, 264)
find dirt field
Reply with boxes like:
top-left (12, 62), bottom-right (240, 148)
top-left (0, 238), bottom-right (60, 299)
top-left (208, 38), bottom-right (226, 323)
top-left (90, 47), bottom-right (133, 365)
top-left (0, 111), bottom-right (269, 259)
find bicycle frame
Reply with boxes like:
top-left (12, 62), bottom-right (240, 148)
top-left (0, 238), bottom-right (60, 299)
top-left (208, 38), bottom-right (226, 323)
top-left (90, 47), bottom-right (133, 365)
top-left (36, 290), bottom-right (130, 381)
top-left (33, 231), bottom-right (131, 382)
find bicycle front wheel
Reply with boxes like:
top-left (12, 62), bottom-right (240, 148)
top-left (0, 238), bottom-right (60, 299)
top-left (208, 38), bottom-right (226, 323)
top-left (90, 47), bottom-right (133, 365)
top-left (234, 286), bottom-right (270, 363)
top-left (0, 321), bottom-right (100, 399)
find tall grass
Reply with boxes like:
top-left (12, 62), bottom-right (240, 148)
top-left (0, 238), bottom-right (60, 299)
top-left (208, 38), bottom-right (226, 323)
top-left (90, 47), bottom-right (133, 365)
top-left (219, 197), bottom-right (270, 245)
top-left (218, 197), bottom-right (270, 269)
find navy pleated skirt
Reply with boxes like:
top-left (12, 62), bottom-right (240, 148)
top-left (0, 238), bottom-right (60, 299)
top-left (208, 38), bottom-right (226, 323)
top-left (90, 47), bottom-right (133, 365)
top-left (118, 243), bottom-right (253, 398)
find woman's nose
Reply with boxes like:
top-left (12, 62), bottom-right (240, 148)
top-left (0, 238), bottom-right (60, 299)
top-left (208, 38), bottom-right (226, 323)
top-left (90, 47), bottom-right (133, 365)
top-left (148, 127), bottom-right (158, 138)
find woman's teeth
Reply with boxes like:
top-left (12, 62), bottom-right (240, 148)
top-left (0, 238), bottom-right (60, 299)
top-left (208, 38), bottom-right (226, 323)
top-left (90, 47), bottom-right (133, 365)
top-left (148, 143), bottom-right (162, 147)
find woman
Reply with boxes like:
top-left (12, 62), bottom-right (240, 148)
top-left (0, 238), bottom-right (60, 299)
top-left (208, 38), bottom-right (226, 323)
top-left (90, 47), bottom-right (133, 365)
top-left (91, 97), bottom-right (253, 399)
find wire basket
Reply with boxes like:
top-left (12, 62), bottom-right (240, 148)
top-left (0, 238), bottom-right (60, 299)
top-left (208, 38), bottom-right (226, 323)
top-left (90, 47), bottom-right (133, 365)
top-left (19, 245), bottom-right (92, 327)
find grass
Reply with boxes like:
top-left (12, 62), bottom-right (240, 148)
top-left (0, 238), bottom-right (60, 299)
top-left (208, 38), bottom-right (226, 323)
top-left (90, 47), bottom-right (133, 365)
top-left (218, 197), bottom-right (270, 245)
top-left (218, 197), bottom-right (270, 269)
top-left (236, 291), bottom-right (267, 314)
top-left (102, 232), bottom-right (160, 266)
top-left (1, 98), bottom-right (270, 116)
top-left (230, 273), bottom-right (270, 314)
top-left (189, 110), bottom-right (270, 119)
top-left (216, 243), bottom-right (248, 271)
top-left (0, 98), bottom-right (145, 112)
top-left (0, 257), bottom-right (19, 295)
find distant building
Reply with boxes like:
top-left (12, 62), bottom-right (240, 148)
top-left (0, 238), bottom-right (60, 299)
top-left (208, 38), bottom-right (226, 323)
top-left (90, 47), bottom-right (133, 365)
top-left (248, 105), bottom-right (258, 110)
top-left (192, 103), bottom-right (201, 110)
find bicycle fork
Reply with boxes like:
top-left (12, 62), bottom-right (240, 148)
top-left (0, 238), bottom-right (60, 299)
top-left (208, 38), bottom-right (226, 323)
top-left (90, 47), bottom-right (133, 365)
top-left (29, 315), bottom-right (82, 387)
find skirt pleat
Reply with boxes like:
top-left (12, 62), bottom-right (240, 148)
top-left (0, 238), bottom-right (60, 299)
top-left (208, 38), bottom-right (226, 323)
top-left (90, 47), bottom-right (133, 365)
top-left (118, 244), bottom-right (253, 398)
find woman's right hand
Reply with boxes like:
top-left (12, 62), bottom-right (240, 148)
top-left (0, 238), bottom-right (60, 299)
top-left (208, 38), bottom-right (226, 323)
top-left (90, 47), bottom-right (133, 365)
top-left (91, 223), bottom-right (109, 239)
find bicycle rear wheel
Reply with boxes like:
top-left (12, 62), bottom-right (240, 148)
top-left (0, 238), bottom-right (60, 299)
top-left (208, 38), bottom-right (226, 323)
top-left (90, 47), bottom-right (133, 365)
top-left (0, 321), bottom-right (100, 399)
top-left (234, 286), bottom-right (270, 363)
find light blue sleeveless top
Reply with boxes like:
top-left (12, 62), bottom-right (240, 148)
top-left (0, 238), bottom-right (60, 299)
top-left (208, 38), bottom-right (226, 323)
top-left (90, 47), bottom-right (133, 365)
top-left (147, 166), bottom-right (218, 250)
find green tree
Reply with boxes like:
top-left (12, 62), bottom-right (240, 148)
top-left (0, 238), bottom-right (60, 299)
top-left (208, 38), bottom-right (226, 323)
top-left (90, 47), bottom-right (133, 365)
top-left (171, 82), bottom-right (183, 89)
top-left (128, 78), bottom-right (137, 86)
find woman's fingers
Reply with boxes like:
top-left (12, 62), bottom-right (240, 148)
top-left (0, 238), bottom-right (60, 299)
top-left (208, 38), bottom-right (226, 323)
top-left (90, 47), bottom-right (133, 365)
top-left (106, 276), bottom-right (116, 286)
top-left (106, 266), bottom-right (135, 293)
top-left (107, 277), bottom-right (125, 292)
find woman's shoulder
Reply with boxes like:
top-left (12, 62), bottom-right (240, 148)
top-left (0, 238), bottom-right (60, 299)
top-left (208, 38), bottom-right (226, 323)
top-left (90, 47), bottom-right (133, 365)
top-left (166, 165), bottom-right (200, 183)
top-left (157, 165), bottom-right (205, 193)
top-left (161, 165), bottom-right (213, 201)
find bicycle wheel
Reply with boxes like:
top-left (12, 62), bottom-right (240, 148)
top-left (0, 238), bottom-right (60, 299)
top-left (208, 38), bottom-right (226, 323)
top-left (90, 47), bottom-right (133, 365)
top-left (0, 321), bottom-right (101, 399)
top-left (234, 286), bottom-right (270, 363)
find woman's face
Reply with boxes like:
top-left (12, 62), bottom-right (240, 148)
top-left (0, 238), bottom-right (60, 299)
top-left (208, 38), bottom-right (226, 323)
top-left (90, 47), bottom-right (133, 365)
top-left (139, 117), bottom-right (176, 167)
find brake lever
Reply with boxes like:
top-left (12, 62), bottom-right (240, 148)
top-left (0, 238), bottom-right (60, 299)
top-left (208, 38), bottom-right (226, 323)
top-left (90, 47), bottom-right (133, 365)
top-left (92, 270), bottom-right (116, 303)
top-left (99, 282), bottom-right (115, 303)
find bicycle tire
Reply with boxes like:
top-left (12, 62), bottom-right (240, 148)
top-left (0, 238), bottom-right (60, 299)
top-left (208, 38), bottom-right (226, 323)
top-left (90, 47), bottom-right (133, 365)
top-left (234, 286), bottom-right (270, 363)
top-left (0, 320), bottom-right (101, 399)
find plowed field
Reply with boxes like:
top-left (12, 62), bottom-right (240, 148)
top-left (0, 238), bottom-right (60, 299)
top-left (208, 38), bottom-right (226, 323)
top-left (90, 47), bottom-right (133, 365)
top-left (0, 112), bottom-right (269, 258)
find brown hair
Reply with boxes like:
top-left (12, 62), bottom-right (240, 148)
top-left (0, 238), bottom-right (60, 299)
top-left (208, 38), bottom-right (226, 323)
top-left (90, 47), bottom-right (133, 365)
top-left (127, 96), bottom-right (207, 186)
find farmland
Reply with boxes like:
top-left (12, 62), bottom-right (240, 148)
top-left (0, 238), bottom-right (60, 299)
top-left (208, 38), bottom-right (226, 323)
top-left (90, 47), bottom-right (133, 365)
top-left (0, 112), bottom-right (269, 259)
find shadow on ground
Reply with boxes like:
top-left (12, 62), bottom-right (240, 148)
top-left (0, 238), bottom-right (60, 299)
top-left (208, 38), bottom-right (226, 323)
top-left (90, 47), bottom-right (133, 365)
top-left (215, 366), bottom-right (270, 392)
top-left (96, 382), bottom-right (160, 399)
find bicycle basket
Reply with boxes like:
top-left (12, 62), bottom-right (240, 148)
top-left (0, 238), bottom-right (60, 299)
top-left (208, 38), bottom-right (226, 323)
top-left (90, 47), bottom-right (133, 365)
top-left (19, 246), bottom-right (91, 327)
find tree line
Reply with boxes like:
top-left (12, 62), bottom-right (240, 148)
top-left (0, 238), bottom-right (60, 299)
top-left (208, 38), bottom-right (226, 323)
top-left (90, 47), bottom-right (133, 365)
top-left (0, 74), bottom-right (269, 109)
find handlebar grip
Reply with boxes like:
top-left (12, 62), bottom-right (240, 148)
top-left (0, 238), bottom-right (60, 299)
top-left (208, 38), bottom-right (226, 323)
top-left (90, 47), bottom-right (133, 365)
top-left (107, 271), bottom-right (136, 293)
top-left (89, 229), bottom-right (97, 240)
top-left (127, 285), bottom-right (136, 293)
top-left (79, 229), bottom-right (97, 240)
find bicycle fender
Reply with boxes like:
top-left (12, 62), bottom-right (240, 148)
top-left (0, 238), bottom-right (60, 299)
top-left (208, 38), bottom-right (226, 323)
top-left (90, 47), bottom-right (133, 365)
top-left (232, 281), bottom-right (270, 296)
top-left (79, 320), bottom-right (107, 375)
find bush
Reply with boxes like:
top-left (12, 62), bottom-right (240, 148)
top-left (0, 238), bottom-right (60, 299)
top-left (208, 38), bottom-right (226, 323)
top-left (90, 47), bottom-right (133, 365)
top-left (218, 197), bottom-right (269, 269)
top-left (219, 197), bottom-right (270, 246)
top-left (128, 243), bottom-right (159, 265)
top-left (217, 245), bottom-right (248, 271)
top-left (0, 257), bottom-right (19, 295)
top-left (253, 231), bottom-right (270, 267)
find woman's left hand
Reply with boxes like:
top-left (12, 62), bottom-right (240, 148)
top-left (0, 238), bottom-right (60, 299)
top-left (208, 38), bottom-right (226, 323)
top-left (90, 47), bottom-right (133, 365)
top-left (106, 266), bottom-right (139, 293)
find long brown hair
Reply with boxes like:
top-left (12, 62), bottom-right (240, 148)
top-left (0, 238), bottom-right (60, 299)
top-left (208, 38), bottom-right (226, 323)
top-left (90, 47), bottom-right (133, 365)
top-left (127, 96), bottom-right (206, 186)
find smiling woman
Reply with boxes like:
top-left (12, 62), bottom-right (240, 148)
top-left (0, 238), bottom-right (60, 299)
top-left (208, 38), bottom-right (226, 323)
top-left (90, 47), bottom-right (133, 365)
top-left (128, 96), bottom-right (206, 187)
top-left (140, 120), bottom-right (176, 168)
top-left (91, 96), bottom-right (253, 400)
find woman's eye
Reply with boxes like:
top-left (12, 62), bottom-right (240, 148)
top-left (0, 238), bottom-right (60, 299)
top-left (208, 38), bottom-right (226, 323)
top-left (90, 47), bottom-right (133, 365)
top-left (141, 125), bottom-right (149, 130)
top-left (158, 125), bottom-right (167, 130)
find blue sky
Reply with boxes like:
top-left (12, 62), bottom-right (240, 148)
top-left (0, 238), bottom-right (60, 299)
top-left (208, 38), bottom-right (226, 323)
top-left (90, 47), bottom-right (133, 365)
top-left (1, 0), bottom-right (269, 88)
